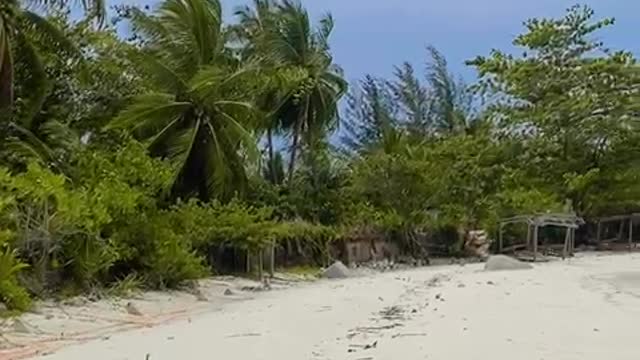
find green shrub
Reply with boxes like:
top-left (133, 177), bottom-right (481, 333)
top-left (0, 247), bottom-right (32, 311)
top-left (142, 227), bottom-right (206, 289)
top-left (0, 141), bottom-right (179, 291)
top-left (271, 221), bottom-right (337, 253)
top-left (169, 199), bottom-right (276, 252)
top-left (111, 211), bottom-right (207, 289)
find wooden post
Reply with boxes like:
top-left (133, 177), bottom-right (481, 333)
top-left (629, 218), bottom-right (633, 251)
top-left (596, 221), bottom-right (601, 245)
top-left (618, 219), bottom-right (625, 242)
top-left (498, 223), bottom-right (503, 253)
top-left (258, 249), bottom-right (264, 281)
top-left (532, 225), bottom-right (539, 261)
top-left (570, 228), bottom-right (575, 256)
top-left (563, 227), bottom-right (570, 260)
top-left (526, 224), bottom-right (532, 250)
top-left (246, 251), bottom-right (251, 274)
top-left (269, 242), bottom-right (275, 278)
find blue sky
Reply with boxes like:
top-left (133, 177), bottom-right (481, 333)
top-left (112, 0), bottom-right (640, 83)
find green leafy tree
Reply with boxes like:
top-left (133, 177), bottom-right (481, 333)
top-left (341, 75), bottom-right (400, 154)
top-left (388, 46), bottom-right (475, 138)
top-left (424, 46), bottom-right (474, 135)
top-left (389, 62), bottom-right (430, 136)
top-left (469, 5), bottom-right (640, 216)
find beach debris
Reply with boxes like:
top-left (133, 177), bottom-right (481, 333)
top-left (484, 255), bottom-right (533, 271)
top-left (348, 323), bottom-right (403, 338)
top-left (379, 305), bottom-right (405, 321)
top-left (194, 289), bottom-right (208, 302)
top-left (349, 340), bottom-right (378, 352)
top-left (240, 285), bottom-right (264, 292)
top-left (125, 302), bottom-right (143, 316)
top-left (425, 273), bottom-right (451, 288)
top-left (262, 277), bottom-right (272, 290)
top-left (224, 288), bottom-right (234, 296)
top-left (227, 332), bottom-right (261, 338)
top-left (392, 332), bottom-right (427, 338)
top-left (464, 230), bottom-right (492, 258)
top-left (364, 340), bottom-right (378, 350)
top-left (323, 261), bottom-right (351, 279)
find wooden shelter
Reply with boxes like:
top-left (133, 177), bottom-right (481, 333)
top-left (594, 213), bottom-right (640, 251)
top-left (498, 213), bottom-right (585, 261)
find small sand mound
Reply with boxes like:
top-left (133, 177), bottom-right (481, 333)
top-left (484, 255), bottom-right (533, 271)
top-left (323, 261), bottom-right (351, 279)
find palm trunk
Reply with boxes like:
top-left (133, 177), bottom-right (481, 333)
top-left (288, 101), bottom-right (307, 183)
top-left (0, 45), bottom-right (14, 113)
top-left (287, 120), bottom-right (301, 184)
top-left (267, 127), bottom-right (276, 183)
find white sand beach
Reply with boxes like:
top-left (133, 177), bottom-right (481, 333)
top-left (3, 253), bottom-right (640, 360)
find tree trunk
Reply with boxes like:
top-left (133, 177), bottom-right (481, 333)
top-left (267, 127), bottom-right (276, 183)
top-left (0, 45), bottom-right (14, 114)
top-left (288, 103), bottom-right (306, 183)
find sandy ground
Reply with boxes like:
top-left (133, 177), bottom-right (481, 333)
top-left (3, 253), bottom-right (640, 360)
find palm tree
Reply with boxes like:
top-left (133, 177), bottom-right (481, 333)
top-left (233, 0), bottom-right (293, 185)
top-left (0, 0), bottom-right (104, 111)
top-left (0, 1), bottom-right (103, 171)
top-left (231, 0), bottom-right (278, 57)
top-left (263, 0), bottom-right (347, 182)
top-left (108, 0), bottom-right (259, 201)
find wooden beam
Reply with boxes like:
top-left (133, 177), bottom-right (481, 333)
top-left (532, 225), bottom-right (539, 261)
top-left (570, 228), bottom-right (575, 256)
top-left (498, 224), bottom-right (504, 253)
top-left (629, 218), bottom-right (633, 252)
top-left (258, 249), bottom-right (264, 281)
top-left (269, 242), bottom-right (275, 278)
top-left (563, 227), bottom-right (570, 260)
top-left (618, 220), bottom-right (625, 242)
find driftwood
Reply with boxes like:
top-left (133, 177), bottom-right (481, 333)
top-left (500, 244), bottom-right (527, 254)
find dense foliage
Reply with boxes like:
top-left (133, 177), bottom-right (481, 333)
top-left (1, 1), bottom-right (639, 310)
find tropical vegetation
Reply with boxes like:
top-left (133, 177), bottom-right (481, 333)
top-left (1, 1), bottom-right (639, 311)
